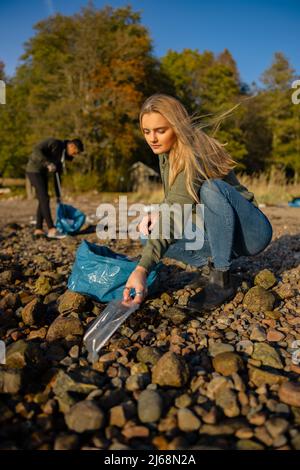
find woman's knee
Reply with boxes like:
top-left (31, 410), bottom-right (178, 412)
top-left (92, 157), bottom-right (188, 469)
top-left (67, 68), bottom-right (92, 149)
top-left (254, 218), bottom-right (273, 254)
top-left (240, 216), bottom-right (273, 257)
top-left (200, 179), bottom-right (224, 203)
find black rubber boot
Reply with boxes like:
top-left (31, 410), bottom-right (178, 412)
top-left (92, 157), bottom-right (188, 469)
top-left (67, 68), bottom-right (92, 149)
top-left (187, 261), bottom-right (212, 290)
top-left (187, 266), bottom-right (236, 312)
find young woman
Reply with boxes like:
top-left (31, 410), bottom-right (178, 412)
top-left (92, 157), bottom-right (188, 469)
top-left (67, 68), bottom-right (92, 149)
top-left (123, 94), bottom-right (273, 312)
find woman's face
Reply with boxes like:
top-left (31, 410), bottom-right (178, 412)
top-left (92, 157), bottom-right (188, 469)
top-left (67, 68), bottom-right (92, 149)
top-left (141, 112), bottom-right (177, 154)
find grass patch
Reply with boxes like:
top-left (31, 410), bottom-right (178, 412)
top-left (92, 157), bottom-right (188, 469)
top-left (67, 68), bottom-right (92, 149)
top-left (1, 171), bottom-right (299, 206)
top-left (238, 170), bottom-right (300, 205)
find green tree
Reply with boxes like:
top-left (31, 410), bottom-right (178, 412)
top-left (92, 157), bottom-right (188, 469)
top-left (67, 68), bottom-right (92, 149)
top-left (259, 52), bottom-right (300, 180)
top-left (161, 48), bottom-right (248, 165)
top-left (239, 94), bottom-right (273, 173)
top-left (13, 5), bottom-right (173, 189)
top-left (0, 61), bottom-right (31, 177)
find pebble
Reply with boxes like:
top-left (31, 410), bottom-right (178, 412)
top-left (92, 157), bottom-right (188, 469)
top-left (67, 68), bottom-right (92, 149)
top-left (212, 352), bottom-right (244, 376)
top-left (177, 408), bottom-right (201, 431)
top-left (236, 340), bottom-right (254, 356)
top-left (46, 316), bottom-right (84, 342)
top-left (208, 342), bottom-right (235, 357)
top-left (267, 329), bottom-right (285, 342)
top-left (58, 290), bottom-right (89, 314)
top-left (278, 381), bottom-right (300, 407)
top-left (250, 325), bottom-right (267, 342)
top-left (215, 386), bottom-right (240, 417)
top-left (137, 390), bottom-right (163, 423)
top-left (152, 352), bottom-right (189, 387)
top-left (252, 343), bottom-right (283, 369)
top-left (65, 401), bottom-right (104, 433)
top-left (254, 269), bottom-right (277, 290)
top-left (243, 286), bottom-right (275, 313)
top-left (248, 366), bottom-right (287, 387)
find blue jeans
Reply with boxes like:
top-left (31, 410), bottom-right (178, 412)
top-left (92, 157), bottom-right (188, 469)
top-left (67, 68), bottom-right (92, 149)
top-left (141, 179), bottom-right (273, 270)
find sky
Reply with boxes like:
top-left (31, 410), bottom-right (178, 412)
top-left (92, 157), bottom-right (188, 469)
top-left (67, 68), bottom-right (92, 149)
top-left (0, 0), bottom-right (299, 85)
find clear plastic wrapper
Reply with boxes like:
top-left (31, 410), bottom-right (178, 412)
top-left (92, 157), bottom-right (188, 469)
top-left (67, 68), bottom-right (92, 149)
top-left (83, 300), bottom-right (139, 362)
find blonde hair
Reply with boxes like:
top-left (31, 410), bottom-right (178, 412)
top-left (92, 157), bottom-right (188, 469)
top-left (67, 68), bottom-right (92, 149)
top-left (139, 94), bottom-right (237, 203)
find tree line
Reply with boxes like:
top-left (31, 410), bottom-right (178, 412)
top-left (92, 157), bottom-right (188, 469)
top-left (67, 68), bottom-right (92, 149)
top-left (0, 4), bottom-right (299, 190)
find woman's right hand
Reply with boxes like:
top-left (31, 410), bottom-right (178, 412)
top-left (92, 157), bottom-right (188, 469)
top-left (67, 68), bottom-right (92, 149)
top-left (138, 212), bottom-right (159, 236)
top-left (122, 266), bottom-right (148, 305)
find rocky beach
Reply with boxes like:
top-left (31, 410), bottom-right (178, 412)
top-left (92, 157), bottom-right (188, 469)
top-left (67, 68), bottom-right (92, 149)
top-left (0, 197), bottom-right (299, 450)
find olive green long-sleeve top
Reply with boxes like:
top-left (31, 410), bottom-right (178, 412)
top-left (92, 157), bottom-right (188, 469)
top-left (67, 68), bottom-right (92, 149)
top-left (138, 152), bottom-right (257, 272)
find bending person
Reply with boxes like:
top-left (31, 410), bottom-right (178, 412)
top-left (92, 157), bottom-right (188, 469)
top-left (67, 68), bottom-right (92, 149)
top-left (26, 138), bottom-right (84, 239)
top-left (123, 94), bottom-right (272, 313)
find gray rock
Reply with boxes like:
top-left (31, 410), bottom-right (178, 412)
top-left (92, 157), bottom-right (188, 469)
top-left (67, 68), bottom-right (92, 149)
top-left (215, 386), bottom-right (240, 418)
top-left (34, 276), bottom-right (53, 296)
top-left (0, 368), bottom-right (22, 394)
top-left (278, 381), bottom-right (300, 407)
top-left (152, 352), bottom-right (189, 387)
top-left (110, 402), bottom-right (136, 427)
top-left (58, 290), bottom-right (89, 315)
top-left (177, 408), bottom-right (201, 431)
top-left (21, 298), bottom-right (45, 326)
top-left (0, 293), bottom-right (21, 312)
top-left (161, 306), bottom-right (190, 325)
top-left (206, 376), bottom-right (232, 400)
top-left (236, 340), bottom-right (254, 356)
top-left (44, 292), bottom-right (61, 304)
top-left (252, 343), bottom-right (283, 369)
top-left (125, 374), bottom-right (146, 391)
top-left (254, 269), bottom-right (277, 290)
top-left (250, 325), bottom-right (267, 342)
top-left (265, 417), bottom-right (289, 438)
top-left (212, 352), bottom-right (244, 376)
top-left (53, 369), bottom-right (105, 398)
top-left (46, 315), bottom-right (83, 342)
top-left (5, 340), bottom-right (43, 369)
top-left (243, 286), bottom-right (275, 313)
top-left (199, 423), bottom-right (236, 436)
top-left (0, 270), bottom-right (22, 286)
top-left (65, 401), bottom-right (104, 433)
top-left (138, 390), bottom-right (163, 423)
top-left (248, 366), bottom-right (287, 387)
top-left (175, 393), bottom-right (193, 408)
top-left (276, 283), bottom-right (295, 300)
top-left (209, 342), bottom-right (234, 357)
top-left (56, 393), bottom-right (78, 414)
top-left (69, 345), bottom-right (80, 359)
top-left (136, 347), bottom-right (162, 366)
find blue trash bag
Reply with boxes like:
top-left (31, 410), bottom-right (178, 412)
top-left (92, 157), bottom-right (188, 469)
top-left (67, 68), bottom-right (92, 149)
top-left (288, 197), bottom-right (300, 208)
top-left (56, 203), bottom-right (86, 234)
top-left (67, 240), bottom-right (161, 302)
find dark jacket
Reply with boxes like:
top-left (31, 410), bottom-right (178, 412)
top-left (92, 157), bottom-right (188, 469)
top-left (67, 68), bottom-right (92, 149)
top-left (138, 152), bottom-right (258, 272)
top-left (26, 138), bottom-right (72, 173)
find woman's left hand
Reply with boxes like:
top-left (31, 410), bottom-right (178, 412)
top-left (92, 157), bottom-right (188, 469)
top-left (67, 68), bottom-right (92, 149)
top-left (122, 266), bottom-right (148, 305)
